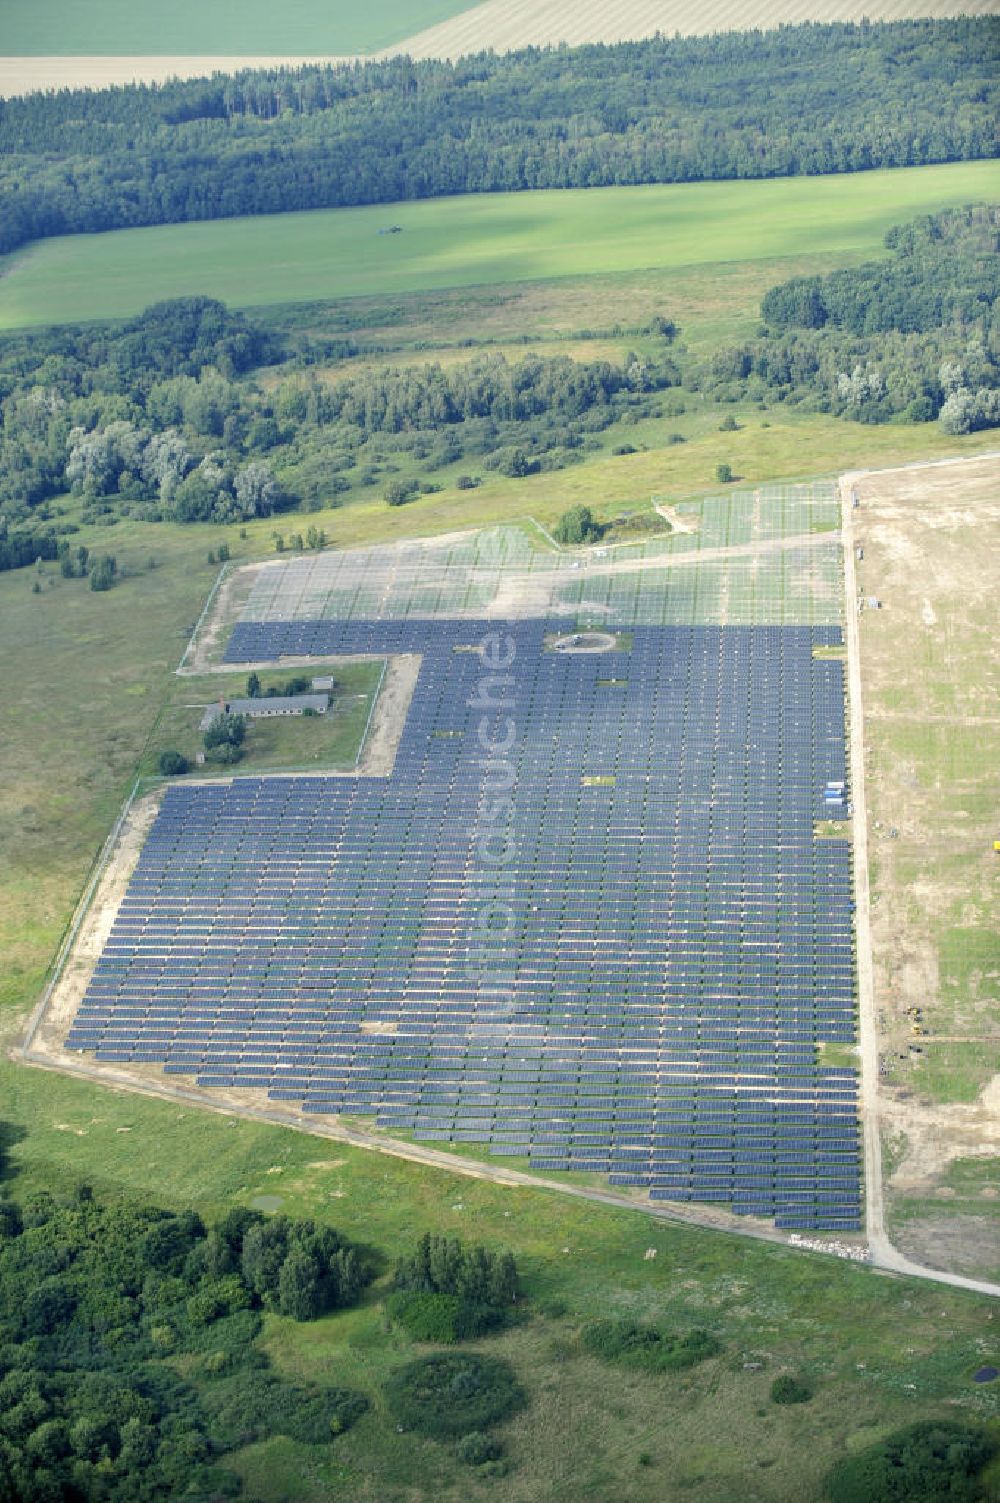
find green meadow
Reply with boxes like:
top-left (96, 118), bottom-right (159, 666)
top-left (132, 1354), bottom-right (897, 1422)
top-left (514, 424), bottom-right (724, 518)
top-left (0, 0), bottom-right (475, 56)
top-left (1, 161), bottom-right (997, 329)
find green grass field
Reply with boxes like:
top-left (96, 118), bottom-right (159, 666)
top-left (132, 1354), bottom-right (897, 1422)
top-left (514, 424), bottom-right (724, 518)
top-left (0, 0), bottom-right (477, 56)
top-left (1, 161), bottom-right (997, 330)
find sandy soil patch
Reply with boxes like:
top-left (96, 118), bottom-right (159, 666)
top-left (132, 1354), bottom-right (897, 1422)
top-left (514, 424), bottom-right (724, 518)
top-left (881, 1073), bottom-right (1000, 1190)
top-left (893, 1213), bottom-right (1000, 1280)
top-left (30, 789), bottom-right (163, 1052)
top-left (653, 501), bottom-right (699, 534)
top-left (362, 653), bottom-right (421, 774)
top-left (180, 560), bottom-right (267, 675)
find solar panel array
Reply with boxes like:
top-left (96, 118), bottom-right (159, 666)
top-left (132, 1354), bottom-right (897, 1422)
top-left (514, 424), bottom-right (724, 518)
top-left (240, 484), bottom-right (843, 629)
top-left (68, 606), bottom-right (860, 1231)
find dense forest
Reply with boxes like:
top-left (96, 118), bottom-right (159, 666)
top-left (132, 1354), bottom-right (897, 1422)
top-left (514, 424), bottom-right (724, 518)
top-left (0, 19), bottom-right (997, 258)
top-left (695, 205), bottom-right (1000, 426)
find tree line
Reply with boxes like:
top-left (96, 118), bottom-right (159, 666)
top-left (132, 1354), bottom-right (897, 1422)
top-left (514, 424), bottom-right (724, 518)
top-left (0, 20), bottom-right (996, 257)
top-left (2, 203), bottom-right (996, 577)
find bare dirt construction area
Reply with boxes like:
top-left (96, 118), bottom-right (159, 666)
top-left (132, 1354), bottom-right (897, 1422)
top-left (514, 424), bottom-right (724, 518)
top-left (849, 453), bottom-right (1000, 1280)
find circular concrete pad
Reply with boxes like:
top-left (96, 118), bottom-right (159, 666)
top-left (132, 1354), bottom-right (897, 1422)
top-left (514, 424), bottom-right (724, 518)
top-left (551, 631), bottom-right (617, 654)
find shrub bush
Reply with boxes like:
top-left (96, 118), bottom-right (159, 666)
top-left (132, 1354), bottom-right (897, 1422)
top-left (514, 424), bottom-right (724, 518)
top-left (823, 1419), bottom-right (994, 1503)
top-left (393, 1233), bottom-right (519, 1313)
top-left (203, 711), bottom-right (245, 752)
top-left (384, 1353), bottom-right (526, 1439)
top-left (770, 1375), bottom-right (813, 1405)
top-left (389, 1290), bottom-right (503, 1343)
top-left (483, 446), bottom-right (538, 479)
top-left (455, 1431), bottom-right (504, 1466)
top-left (204, 742), bottom-right (244, 766)
top-left (158, 749), bottom-right (189, 776)
top-left (581, 1319), bottom-right (721, 1373)
top-left (388, 1290), bottom-right (463, 1343)
top-left (178, 1307), bottom-right (262, 1358)
top-left (204, 1371), bottom-right (368, 1448)
top-left (384, 478), bottom-right (419, 506)
top-left (553, 504), bottom-right (604, 545)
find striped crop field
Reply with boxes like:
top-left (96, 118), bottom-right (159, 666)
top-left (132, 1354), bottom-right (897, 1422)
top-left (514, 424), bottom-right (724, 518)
top-left (400, 0), bottom-right (1000, 60)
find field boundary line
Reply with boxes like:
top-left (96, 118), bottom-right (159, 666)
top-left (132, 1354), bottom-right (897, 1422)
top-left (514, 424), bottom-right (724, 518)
top-left (177, 559), bottom-right (230, 674)
top-left (354, 657), bottom-right (389, 766)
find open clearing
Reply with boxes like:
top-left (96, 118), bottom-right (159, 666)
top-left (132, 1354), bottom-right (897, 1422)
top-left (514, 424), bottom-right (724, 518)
top-left (850, 454), bottom-right (1000, 1282)
top-left (0, 161), bottom-right (996, 330)
top-left (3, 0), bottom-right (998, 94)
